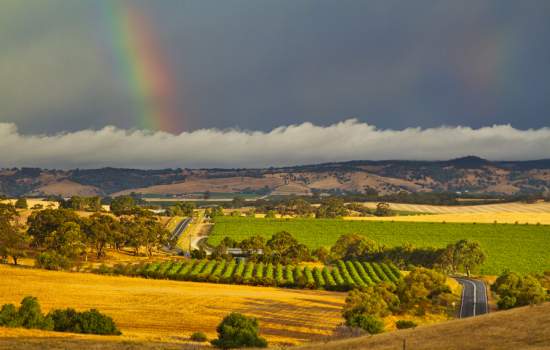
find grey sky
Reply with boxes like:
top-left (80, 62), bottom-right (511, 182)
top-left (1, 0), bottom-right (549, 135)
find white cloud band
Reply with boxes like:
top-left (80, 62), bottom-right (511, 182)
top-left (0, 119), bottom-right (549, 169)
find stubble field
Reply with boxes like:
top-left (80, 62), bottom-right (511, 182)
top-left (0, 265), bottom-right (345, 346)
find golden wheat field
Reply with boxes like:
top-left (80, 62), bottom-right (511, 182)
top-left (0, 265), bottom-right (345, 346)
top-left (345, 212), bottom-right (550, 225)
top-left (362, 201), bottom-right (550, 214)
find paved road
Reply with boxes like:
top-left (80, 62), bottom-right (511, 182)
top-left (455, 278), bottom-right (489, 318)
top-left (163, 217), bottom-right (191, 254)
top-left (170, 217), bottom-right (192, 242)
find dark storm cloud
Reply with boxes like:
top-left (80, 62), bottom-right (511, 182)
top-left (0, 0), bottom-right (549, 134)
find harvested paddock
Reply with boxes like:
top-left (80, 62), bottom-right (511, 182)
top-left (0, 265), bottom-right (345, 345)
top-left (362, 201), bottom-right (550, 214)
top-left (345, 212), bottom-right (550, 225)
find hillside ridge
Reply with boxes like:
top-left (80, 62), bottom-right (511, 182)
top-left (1, 157), bottom-right (550, 197)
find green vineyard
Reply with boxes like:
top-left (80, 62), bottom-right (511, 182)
top-left (104, 259), bottom-right (401, 291)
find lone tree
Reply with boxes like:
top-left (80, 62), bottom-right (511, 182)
top-left (330, 233), bottom-right (378, 260)
top-left (374, 202), bottom-right (392, 216)
top-left (211, 313), bottom-right (267, 348)
top-left (265, 231), bottom-right (310, 264)
top-left (0, 203), bottom-right (28, 265)
top-left (439, 239), bottom-right (486, 276)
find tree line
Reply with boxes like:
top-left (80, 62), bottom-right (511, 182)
top-left (219, 197), bottom-right (394, 218)
top-left (206, 231), bottom-right (487, 277)
top-left (0, 203), bottom-right (170, 270)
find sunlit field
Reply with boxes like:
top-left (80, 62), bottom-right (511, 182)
top-left (0, 265), bottom-right (345, 346)
top-left (344, 212), bottom-right (550, 225)
top-left (209, 217), bottom-right (550, 274)
top-left (362, 201), bottom-right (550, 214)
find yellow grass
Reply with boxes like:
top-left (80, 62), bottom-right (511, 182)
top-left (0, 198), bottom-right (59, 209)
top-left (0, 327), bottom-right (201, 350)
top-left (362, 201), bottom-right (550, 213)
top-left (344, 212), bottom-right (550, 225)
top-left (0, 265), bottom-right (345, 346)
top-left (164, 216), bottom-right (184, 233)
top-left (294, 303), bottom-right (550, 350)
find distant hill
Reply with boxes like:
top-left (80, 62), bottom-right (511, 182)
top-left (1, 156), bottom-right (550, 197)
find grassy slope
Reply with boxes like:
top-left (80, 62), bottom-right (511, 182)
top-left (1, 300), bottom-right (548, 350)
top-left (208, 217), bottom-right (550, 274)
top-left (294, 302), bottom-right (550, 350)
top-left (0, 265), bottom-right (344, 345)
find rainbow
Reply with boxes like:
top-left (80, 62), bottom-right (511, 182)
top-left (100, 2), bottom-right (180, 133)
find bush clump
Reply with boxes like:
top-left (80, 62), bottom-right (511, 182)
top-left (49, 308), bottom-right (121, 335)
top-left (0, 296), bottom-right (53, 330)
top-left (190, 331), bottom-right (208, 342)
top-left (0, 297), bottom-right (120, 336)
top-left (347, 314), bottom-right (384, 334)
top-left (211, 313), bottom-right (267, 348)
top-left (35, 251), bottom-right (73, 270)
top-left (492, 271), bottom-right (546, 310)
top-left (396, 320), bottom-right (417, 329)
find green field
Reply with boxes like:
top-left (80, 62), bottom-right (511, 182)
top-left (208, 217), bottom-right (550, 274)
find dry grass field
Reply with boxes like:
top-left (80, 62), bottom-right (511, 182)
top-left (362, 201), bottom-right (550, 214)
top-left (355, 201), bottom-right (550, 224)
top-left (294, 302), bottom-right (550, 350)
top-left (345, 212), bottom-right (550, 225)
top-left (0, 198), bottom-right (59, 209)
top-left (0, 265), bottom-right (345, 346)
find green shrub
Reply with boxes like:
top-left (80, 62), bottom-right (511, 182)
top-left (14, 198), bottom-right (28, 209)
top-left (497, 296), bottom-right (517, 310)
top-left (0, 304), bottom-right (19, 327)
top-left (95, 264), bottom-right (113, 275)
top-left (347, 314), bottom-right (384, 334)
top-left (49, 308), bottom-right (121, 335)
top-left (396, 320), bottom-right (417, 329)
top-left (35, 251), bottom-right (72, 270)
top-left (492, 271), bottom-right (546, 309)
top-left (16, 296), bottom-right (53, 330)
top-left (211, 313), bottom-right (267, 348)
top-left (190, 331), bottom-right (208, 342)
top-left (0, 297), bottom-right (53, 330)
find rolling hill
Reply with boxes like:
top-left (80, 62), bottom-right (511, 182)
top-left (1, 156), bottom-right (550, 197)
top-left (294, 302), bottom-right (550, 350)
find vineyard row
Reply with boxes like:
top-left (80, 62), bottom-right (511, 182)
top-left (99, 259), bottom-right (401, 291)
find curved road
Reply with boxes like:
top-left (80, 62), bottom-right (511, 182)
top-left (163, 217), bottom-right (192, 254)
top-left (455, 278), bottom-right (489, 318)
top-left (170, 217), bottom-right (192, 242)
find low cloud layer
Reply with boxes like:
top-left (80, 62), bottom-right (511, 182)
top-left (0, 120), bottom-right (549, 169)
